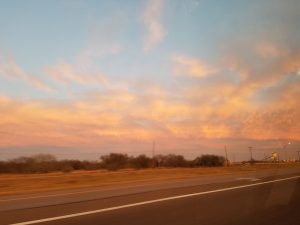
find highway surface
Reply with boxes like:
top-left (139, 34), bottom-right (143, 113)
top-left (0, 168), bottom-right (299, 225)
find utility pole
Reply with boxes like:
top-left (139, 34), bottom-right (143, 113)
top-left (224, 145), bottom-right (228, 166)
top-left (248, 146), bottom-right (253, 162)
top-left (297, 151), bottom-right (300, 162)
top-left (283, 142), bottom-right (291, 162)
top-left (285, 148), bottom-right (287, 162)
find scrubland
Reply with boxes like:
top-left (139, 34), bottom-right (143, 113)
top-left (0, 163), bottom-right (299, 196)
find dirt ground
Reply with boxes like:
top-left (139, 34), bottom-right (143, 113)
top-left (0, 163), bottom-right (299, 196)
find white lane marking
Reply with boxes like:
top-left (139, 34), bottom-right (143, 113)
top-left (236, 177), bottom-right (261, 182)
top-left (9, 175), bottom-right (300, 225)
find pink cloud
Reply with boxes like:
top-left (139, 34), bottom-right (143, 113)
top-left (0, 55), bottom-right (54, 92)
top-left (172, 55), bottom-right (219, 77)
top-left (45, 62), bottom-right (109, 86)
top-left (142, 0), bottom-right (166, 51)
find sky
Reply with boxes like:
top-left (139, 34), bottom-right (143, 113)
top-left (0, 0), bottom-right (300, 161)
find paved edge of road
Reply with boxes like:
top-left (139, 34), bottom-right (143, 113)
top-left (9, 175), bottom-right (300, 225)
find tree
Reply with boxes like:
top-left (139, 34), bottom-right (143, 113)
top-left (100, 153), bottom-right (129, 170)
top-left (154, 154), bottom-right (188, 167)
top-left (130, 155), bottom-right (152, 169)
top-left (193, 154), bottom-right (225, 167)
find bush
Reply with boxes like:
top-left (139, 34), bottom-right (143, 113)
top-left (0, 154), bottom-right (101, 173)
top-left (100, 153), bottom-right (129, 171)
top-left (0, 152), bottom-right (226, 174)
top-left (193, 154), bottom-right (225, 167)
top-left (61, 165), bottom-right (74, 173)
top-left (130, 155), bottom-right (152, 169)
top-left (154, 154), bottom-right (188, 167)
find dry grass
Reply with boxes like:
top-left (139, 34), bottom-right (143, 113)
top-left (0, 163), bottom-right (299, 197)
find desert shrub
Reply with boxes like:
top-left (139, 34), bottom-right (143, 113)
top-left (1, 154), bottom-right (58, 173)
top-left (0, 152), bottom-right (226, 174)
top-left (152, 154), bottom-right (165, 167)
top-left (68, 160), bottom-right (84, 170)
top-left (81, 160), bottom-right (101, 170)
top-left (100, 153), bottom-right (129, 171)
top-left (0, 154), bottom-right (101, 173)
top-left (61, 164), bottom-right (74, 173)
top-left (193, 154), bottom-right (225, 167)
top-left (130, 155), bottom-right (152, 169)
top-left (154, 154), bottom-right (188, 167)
top-left (164, 154), bottom-right (188, 167)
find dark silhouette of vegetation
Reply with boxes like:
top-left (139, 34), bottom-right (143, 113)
top-left (0, 153), bottom-right (226, 173)
top-left (153, 154), bottom-right (188, 167)
top-left (100, 153), bottom-right (129, 171)
top-left (193, 154), bottom-right (225, 167)
top-left (0, 154), bottom-right (101, 173)
top-left (129, 154), bottom-right (152, 169)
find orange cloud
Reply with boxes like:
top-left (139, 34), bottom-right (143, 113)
top-left (1, 45), bottom-right (300, 150)
top-left (1, 74), bottom-right (299, 150)
top-left (172, 55), bottom-right (219, 77)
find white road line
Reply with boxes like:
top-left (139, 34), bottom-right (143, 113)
top-left (9, 175), bottom-right (300, 225)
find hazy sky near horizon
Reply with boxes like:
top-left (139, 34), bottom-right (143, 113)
top-left (0, 0), bottom-right (300, 160)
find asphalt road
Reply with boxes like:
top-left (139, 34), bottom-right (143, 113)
top-left (1, 168), bottom-right (299, 225)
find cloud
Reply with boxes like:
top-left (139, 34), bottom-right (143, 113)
top-left (79, 44), bottom-right (123, 65)
top-left (222, 43), bottom-right (300, 108)
top-left (172, 55), bottom-right (219, 77)
top-left (255, 42), bottom-right (282, 59)
top-left (142, 0), bottom-right (166, 51)
top-left (1, 73), bottom-right (299, 151)
top-left (0, 68), bottom-right (299, 162)
top-left (0, 55), bottom-right (54, 92)
top-left (45, 62), bottom-right (109, 86)
top-left (167, 38), bottom-right (300, 141)
top-left (2, 1), bottom-right (300, 160)
top-left (44, 44), bottom-right (120, 88)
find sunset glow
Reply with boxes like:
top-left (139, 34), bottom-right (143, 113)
top-left (0, 0), bottom-right (299, 160)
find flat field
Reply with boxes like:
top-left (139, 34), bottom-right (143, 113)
top-left (0, 163), bottom-right (299, 196)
